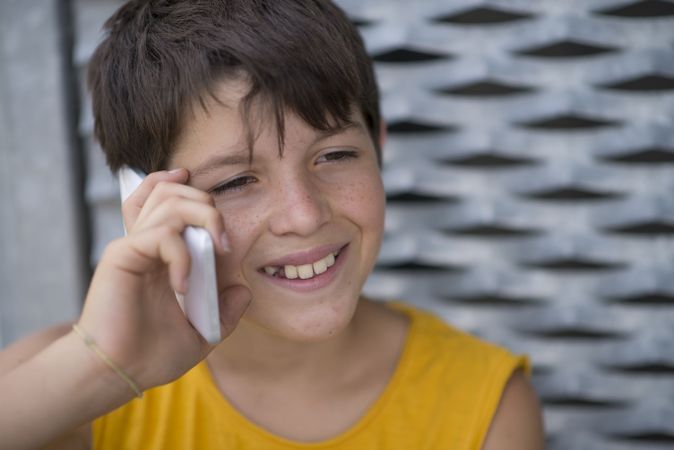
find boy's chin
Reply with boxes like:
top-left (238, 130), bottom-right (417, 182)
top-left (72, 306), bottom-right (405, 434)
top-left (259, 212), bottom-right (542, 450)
top-left (243, 299), bottom-right (359, 343)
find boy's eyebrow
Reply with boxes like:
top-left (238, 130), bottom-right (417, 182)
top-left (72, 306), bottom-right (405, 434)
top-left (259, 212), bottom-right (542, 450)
top-left (303, 121), bottom-right (367, 148)
top-left (190, 150), bottom-right (250, 178)
top-left (315, 121), bottom-right (364, 142)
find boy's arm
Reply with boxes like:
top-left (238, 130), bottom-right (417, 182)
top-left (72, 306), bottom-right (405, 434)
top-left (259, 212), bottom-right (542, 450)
top-left (0, 326), bottom-right (135, 450)
top-left (0, 326), bottom-right (93, 450)
top-left (481, 370), bottom-right (546, 450)
top-left (0, 324), bottom-right (72, 375)
top-left (0, 169), bottom-right (250, 450)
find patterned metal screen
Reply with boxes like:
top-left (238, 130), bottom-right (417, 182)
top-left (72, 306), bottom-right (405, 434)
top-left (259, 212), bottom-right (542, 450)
top-left (75, 1), bottom-right (674, 448)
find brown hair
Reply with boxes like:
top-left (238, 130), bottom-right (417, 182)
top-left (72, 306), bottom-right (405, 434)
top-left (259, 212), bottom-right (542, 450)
top-left (87, 0), bottom-right (381, 173)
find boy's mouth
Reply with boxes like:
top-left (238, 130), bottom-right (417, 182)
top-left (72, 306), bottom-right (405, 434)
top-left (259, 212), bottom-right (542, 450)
top-left (259, 247), bottom-right (345, 281)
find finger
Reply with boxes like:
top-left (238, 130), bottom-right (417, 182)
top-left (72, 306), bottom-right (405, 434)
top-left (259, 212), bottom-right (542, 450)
top-left (156, 232), bottom-right (192, 294)
top-left (122, 169), bottom-right (189, 231)
top-left (139, 180), bottom-right (214, 223)
top-left (108, 226), bottom-right (192, 294)
top-left (217, 285), bottom-right (252, 340)
top-left (129, 178), bottom-right (229, 255)
top-left (133, 197), bottom-right (229, 255)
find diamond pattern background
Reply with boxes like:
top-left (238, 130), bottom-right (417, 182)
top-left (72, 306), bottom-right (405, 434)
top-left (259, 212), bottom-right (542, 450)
top-left (74, 1), bottom-right (674, 448)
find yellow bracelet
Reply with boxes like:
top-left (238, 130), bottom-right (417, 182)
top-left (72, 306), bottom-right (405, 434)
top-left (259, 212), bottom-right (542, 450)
top-left (72, 324), bottom-right (143, 398)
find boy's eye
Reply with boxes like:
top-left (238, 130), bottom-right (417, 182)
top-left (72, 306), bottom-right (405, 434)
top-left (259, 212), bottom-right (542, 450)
top-left (317, 149), bottom-right (359, 163)
top-left (210, 175), bottom-right (257, 195)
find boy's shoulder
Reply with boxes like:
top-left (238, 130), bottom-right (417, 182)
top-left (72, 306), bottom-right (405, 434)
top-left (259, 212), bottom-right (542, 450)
top-left (367, 301), bottom-right (533, 448)
top-left (386, 300), bottom-right (529, 378)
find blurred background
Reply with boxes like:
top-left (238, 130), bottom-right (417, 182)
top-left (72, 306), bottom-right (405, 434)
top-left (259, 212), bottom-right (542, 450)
top-left (1, 0), bottom-right (674, 448)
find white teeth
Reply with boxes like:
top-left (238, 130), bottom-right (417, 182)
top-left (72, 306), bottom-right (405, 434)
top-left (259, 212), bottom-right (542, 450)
top-left (313, 258), bottom-right (327, 275)
top-left (264, 251), bottom-right (339, 280)
top-left (284, 265), bottom-right (298, 279)
top-left (297, 264), bottom-right (314, 279)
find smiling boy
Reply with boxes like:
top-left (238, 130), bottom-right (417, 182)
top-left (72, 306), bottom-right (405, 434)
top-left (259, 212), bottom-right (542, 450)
top-left (0, 1), bottom-right (544, 449)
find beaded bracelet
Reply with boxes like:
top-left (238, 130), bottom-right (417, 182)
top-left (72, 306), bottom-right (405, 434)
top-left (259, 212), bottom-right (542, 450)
top-left (72, 324), bottom-right (143, 398)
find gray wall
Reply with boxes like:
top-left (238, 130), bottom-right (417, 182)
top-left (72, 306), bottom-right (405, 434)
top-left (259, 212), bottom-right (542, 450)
top-left (0, 0), bottom-right (84, 345)
top-left (3, 0), bottom-right (674, 449)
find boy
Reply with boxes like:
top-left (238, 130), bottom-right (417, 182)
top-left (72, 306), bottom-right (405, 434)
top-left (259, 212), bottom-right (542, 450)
top-left (0, 1), bottom-right (544, 448)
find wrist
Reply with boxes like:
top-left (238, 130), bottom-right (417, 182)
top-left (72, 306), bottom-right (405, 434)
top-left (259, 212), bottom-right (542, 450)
top-left (60, 330), bottom-right (140, 408)
top-left (71, 324), bottom-right (143, 398)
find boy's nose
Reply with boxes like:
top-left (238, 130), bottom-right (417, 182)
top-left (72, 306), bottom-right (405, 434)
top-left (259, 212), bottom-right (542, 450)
top-left (268, 172), bottom-right (332, 237)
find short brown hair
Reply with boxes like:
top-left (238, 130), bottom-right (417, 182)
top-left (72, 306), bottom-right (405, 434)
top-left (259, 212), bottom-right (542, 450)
top-left (87, 0), bottom-right (381, 173)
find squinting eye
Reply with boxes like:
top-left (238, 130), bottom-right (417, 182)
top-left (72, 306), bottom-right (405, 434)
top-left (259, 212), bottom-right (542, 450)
top-left (210, 176), bottom-right (257, 196)
top-left (317, 150), bottom-right (359, 163)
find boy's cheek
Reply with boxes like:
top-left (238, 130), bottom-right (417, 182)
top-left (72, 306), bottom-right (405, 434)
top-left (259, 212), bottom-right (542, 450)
top-left (214, 214), bottom-right (266, 290)
top-left (342, 177), bottom-right (386, 218)
top-left (215, 252), bottom-right (246, 287)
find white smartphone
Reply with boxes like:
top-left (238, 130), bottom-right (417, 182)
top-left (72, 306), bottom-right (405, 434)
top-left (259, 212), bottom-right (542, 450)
top-left (118, 166), bottom-right (221, 343)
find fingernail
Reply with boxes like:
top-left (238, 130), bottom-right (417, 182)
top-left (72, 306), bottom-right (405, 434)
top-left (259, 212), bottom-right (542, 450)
top-left (168, 168), bottom-right (184, 174)
top-left (220, 233), bottom-right (231, 252)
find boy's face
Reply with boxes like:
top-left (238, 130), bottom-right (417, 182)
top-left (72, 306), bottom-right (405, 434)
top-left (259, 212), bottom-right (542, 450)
top-left (168, 79), bottom-right (385, 342)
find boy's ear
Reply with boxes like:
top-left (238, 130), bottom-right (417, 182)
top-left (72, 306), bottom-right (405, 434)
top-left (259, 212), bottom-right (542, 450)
top-left (378, 119), bottom-right (387, 150)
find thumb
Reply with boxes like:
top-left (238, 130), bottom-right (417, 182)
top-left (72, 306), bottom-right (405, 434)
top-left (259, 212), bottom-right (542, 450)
top-left (217, 285), bottom-right (252, 340)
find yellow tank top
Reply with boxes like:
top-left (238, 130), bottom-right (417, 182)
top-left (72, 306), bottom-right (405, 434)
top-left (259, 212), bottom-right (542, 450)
top-left (92, 302), bottom-right (529, 450)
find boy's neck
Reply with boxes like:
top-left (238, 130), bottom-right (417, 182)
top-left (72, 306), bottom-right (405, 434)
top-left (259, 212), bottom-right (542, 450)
top-left (204, 300), bottom-right (410, 442)
top-left (207, 299), bottom-right (373, 385)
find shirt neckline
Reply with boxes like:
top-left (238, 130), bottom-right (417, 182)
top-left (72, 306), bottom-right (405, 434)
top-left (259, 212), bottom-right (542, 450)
top-left (198, 301), bottom-right (420, 448)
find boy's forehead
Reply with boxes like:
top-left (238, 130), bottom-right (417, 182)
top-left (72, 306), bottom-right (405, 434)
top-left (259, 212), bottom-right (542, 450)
top-left (188, 77), bottom-right (368, 141)
top-left (189, 77), bottom-right (249, 121)
top-left (201, 77), bottom-right (366, 122)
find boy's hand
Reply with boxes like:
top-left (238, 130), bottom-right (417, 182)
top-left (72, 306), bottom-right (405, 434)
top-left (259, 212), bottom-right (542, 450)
top-left (77, 169), bottom-right (251, 391)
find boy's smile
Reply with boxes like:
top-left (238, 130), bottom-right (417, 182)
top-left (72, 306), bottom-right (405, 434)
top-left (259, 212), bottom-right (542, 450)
top-left (257, 242), bottom-right (347, 290)
top-left (169, 79), bottom-right (385, 341)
